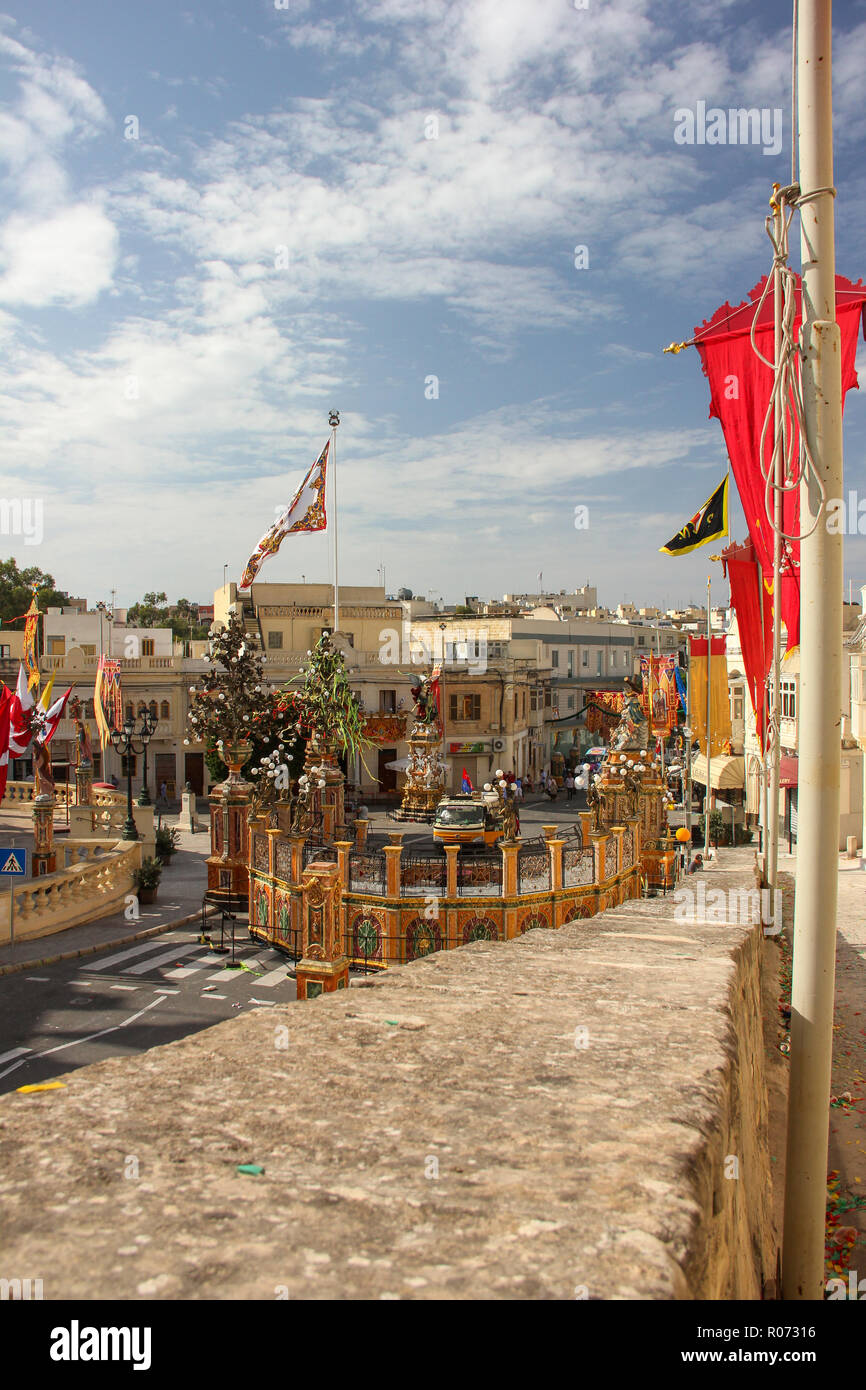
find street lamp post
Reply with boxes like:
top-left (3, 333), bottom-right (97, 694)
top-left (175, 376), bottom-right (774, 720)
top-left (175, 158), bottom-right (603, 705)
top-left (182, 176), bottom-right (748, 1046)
top-left (110, 712), bottom-right (154, 840)
top-left (136, 709), bottom-right (158, 806)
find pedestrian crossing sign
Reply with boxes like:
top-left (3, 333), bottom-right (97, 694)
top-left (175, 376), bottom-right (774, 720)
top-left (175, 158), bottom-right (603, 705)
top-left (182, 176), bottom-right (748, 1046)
top-left (0, 848), bottom-right (26, 875)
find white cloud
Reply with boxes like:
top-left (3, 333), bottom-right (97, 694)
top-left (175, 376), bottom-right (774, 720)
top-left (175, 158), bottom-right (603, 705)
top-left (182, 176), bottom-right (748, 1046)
top-left (0, 203), bottom-right (117, 307)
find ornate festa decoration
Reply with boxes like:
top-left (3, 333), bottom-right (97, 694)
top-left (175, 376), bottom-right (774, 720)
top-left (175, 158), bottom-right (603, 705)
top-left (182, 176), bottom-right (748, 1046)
top-left (392, 667), bottom-right (446, 823)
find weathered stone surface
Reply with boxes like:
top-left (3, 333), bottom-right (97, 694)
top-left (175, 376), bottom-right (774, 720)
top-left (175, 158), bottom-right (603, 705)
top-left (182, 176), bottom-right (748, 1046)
top-left (0, 853), bottom-right (780, 1300)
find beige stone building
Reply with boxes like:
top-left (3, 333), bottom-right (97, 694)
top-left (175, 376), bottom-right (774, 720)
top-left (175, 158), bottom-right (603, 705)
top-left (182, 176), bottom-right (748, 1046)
top-left (727, 603), bottom-right (863, 851)
top-left (31, 606), bottom-right (209, 798)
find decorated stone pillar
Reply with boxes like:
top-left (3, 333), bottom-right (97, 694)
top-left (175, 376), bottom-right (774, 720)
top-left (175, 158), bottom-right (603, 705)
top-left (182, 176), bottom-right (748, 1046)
top-left (444, 844), bottom-right (459, 899)
top-left (334, 840), bottom-right (353, 890)
top-left (32, 798), bottom-right (56, 876)
top-left (548, 837), bottom-right (565, 893)
top-left (354, 817), bottom-right (369, 850)
top-left (296, 861), bottom-right (349, 1000)
top-left (207, 740), bottom-right (254, 894)
top-left (383, 843), bottom-right (403, 898)
top-left (304, 734), bottom-right (344, 841)
top-left (500, 842), bottom-right (519, 898)
top-left (591, 830), bottom-right (606, 885)
top-left (75, 763), bottom-right (93, 807)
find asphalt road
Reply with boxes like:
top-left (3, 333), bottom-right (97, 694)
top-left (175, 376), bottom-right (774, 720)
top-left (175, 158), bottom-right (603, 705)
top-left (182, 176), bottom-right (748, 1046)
top-left (0, 925), bottom-right (297, 1095)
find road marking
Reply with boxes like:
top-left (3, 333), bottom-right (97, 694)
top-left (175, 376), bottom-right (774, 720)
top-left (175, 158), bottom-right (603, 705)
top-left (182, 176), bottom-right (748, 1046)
top-left (153, 988), bottom-right (179, 995)
top-left (255, 964), bottom-right (291, 988)
top-left (0, 997), bottom-right (167, 1080)
top-left (110, 984), bottom-right (139, 991)
top-left (37, 996), bottom-right (167, 1056)
top-left (201, 993), bottom-right (227, 1000)
top-left (24, 976), bottom-right (49, 982)
top-left (0, 1047), bottom-right (31, 1064)
top-left (249, 998), bottom-right (278, 1006)
top-left (123, 944), bottom-right (202, 975)
top-left (164, 950), bottom-right (224, 979)
top-left (83, 940), bottom-right (184, 972)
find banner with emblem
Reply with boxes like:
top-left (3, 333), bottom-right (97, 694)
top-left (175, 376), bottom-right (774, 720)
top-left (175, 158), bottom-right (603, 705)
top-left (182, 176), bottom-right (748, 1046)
top-left (239, 440), bottom-right (329, 591)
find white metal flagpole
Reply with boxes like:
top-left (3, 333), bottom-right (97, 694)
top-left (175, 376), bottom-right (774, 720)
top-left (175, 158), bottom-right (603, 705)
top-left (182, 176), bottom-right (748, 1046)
top-left (782, 0), bottom-right (844, 1301)
top-left (767, 191), bottom-right (784, 920)
top-left (329, 410), bottom-right (340, 633)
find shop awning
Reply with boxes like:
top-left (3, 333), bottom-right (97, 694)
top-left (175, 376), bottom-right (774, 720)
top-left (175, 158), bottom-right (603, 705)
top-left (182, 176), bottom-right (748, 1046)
top-left (779, 756), bottom-right (798, 788)
top-left (690, 753), bottom-right (744, 790)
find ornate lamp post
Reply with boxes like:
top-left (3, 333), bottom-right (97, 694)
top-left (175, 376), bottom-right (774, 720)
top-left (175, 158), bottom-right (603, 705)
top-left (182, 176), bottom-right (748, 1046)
top-left (136, 708), bottom-right (158, 806)
top-left (110, 712), bottom-right (154, 840)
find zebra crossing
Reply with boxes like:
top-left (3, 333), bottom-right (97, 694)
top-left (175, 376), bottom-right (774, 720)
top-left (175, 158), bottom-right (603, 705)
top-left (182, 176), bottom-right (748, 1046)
top-left (79, 935), bottom-right (294, 991)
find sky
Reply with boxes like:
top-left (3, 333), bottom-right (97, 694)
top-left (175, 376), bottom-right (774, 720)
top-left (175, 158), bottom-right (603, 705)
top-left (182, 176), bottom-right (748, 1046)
top-left (1, 0), bottom-right (865, 612)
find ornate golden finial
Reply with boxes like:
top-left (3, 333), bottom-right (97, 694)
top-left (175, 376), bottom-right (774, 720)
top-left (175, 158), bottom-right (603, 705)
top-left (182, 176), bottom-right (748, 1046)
top-left (663, 341), bottom-right (688, 355)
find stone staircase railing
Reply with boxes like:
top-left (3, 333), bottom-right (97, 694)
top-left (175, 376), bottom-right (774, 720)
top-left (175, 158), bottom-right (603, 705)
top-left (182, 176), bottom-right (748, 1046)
top-left (1, 838), bottom-right (142, 944)
top-left (1, 781), bottom-right (76, 806)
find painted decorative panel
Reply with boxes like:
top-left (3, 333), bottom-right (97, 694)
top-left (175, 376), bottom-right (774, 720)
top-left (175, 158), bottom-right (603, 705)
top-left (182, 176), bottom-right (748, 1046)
top-left (563, 847), bottom-right (594, 888)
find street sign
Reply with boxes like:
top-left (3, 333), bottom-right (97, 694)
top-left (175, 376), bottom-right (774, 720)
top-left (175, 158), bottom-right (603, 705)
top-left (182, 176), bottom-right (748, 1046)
top-left (0, 848), bottom-right (27, 875)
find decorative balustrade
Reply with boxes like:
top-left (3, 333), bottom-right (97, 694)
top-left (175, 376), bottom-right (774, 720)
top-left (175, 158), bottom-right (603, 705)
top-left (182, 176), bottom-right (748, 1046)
top-left (518, 847), bottom-right (551, 894)
top-left (457, 852), bottom-right (502, 897)
top-left (248, 812), bottom-right (650, 970)
top-left (349, 851), bottom-right (386, 895)
top-left (400, 855), bottom-right (447, 898)
top-left (1, 839), bottom-right (140, 944)
top-left (1, 781), bottom-right (76, 806)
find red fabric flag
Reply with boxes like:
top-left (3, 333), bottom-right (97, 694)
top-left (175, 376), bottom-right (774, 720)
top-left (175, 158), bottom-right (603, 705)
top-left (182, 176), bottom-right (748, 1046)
top-left (722, 540), bottom-right (772, 752)
top-left (694, 274), bottom-right (866, 651)
top-left (0, 685), bottom-right (13, 802)
top-left (461, 767), bottom-right (473, 792)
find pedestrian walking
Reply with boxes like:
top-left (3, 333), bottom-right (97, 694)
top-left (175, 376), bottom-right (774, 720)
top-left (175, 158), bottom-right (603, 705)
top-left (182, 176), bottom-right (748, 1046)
top-left (159, 781), bottom-right (168, 803)
top-left (514, 778), bottom-right (523, 801)
top-left (524, 774), bottom-right (533, 794)
top-left (547, 774), bottom-right (558, 801)
top-left (540, 769), bottom-right (547, 792)
top-left (565, 772), bottom-right (575, 802)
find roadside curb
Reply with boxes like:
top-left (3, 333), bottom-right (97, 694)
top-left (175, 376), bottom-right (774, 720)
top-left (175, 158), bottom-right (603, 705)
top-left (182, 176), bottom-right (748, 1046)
top-left (0, 907), bottom-right (217, 979)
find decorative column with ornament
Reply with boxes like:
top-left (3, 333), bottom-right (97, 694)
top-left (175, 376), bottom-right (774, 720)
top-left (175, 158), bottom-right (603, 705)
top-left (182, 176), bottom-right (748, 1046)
top-left (393, 668), bottom-right (446, 822)
top-left (186, 612), bottom-right (279, 896)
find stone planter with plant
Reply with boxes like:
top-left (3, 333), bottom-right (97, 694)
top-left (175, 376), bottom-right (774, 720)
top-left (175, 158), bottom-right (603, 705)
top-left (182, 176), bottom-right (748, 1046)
top-left (133, 856), bottom-right (163, 904)
top-left (155, 824), bottom-right (180, 864)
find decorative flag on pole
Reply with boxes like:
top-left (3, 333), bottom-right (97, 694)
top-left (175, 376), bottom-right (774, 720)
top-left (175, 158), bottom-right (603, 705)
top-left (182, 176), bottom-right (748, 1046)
top-left (659, 477), bottom-right (728, 556)
top-left (722, 539), bottom-right (772, 752)
top-left (693, 274), bottom-right (866, 651)
top-left (239, 440), bottom-right (329, 591)
top-left (640, 655), bottom-right (679, 733)
top-left (94, 656), bottom-right (122, 752)
top-left (0, 685), bottom-right (13, 802)
top-left (688, 636), bottom-right (731, 757)
top-left (36, 685), bottom-right (72, 745)
top-left (22, 596), bottom-right (40, 690)
top-left (461, 767), bottom-right (474, 793)
top-left (8, 663), bottom-right (35, 759)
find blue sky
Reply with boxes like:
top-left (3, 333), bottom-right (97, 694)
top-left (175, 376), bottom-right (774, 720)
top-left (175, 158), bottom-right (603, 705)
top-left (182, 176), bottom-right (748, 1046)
top-left (1, 0), bottom-right (865, 611)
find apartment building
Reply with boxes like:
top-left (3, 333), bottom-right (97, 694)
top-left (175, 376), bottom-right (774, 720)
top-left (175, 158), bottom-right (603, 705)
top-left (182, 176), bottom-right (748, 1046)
top-left (407, 612), bottom-right (683, 789)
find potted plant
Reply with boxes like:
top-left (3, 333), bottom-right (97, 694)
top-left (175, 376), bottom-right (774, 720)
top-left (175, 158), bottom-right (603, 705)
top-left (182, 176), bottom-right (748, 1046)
top-left (133, 856), bottom-right (163, 904)
top-left (155, 824), bottom-right (180, 864)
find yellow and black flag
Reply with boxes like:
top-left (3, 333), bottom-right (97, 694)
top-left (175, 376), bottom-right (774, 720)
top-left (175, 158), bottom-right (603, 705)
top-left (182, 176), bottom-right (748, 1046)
top-left (660, 476), bottom-right (728, 557)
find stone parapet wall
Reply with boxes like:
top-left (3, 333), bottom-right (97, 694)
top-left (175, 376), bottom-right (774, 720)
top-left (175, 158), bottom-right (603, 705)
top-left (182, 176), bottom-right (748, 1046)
top-left (0, 839), bottom-right (141, 945)
top-left (0, 853), bottom-right (780, 1299)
